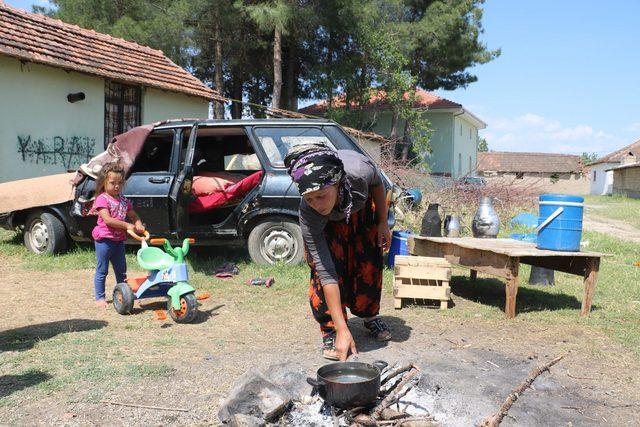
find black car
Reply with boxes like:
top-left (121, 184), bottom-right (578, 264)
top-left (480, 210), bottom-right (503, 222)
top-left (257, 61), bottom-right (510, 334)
top-left (2, 119), bottom-right (394, 265)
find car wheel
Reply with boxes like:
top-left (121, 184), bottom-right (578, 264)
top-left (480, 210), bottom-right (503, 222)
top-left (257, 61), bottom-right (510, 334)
top-left (23, 211), bottom-right (69, 254)
top-left (247, 218), bottom-right (304, 265)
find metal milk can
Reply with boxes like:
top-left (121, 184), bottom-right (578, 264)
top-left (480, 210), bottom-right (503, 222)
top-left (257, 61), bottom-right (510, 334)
top-left (420, 203), bottom-right (442, 237)
top-left (472, 197), bottom-right (500, 238)
top-left (443, 214), bottom-right (461, 237)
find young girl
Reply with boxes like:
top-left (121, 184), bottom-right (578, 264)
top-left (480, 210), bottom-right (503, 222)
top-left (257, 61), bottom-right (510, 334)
top-left (284, 144), bottom-right (392, 361)
top-left (91, 163), bottom-right (145, 308)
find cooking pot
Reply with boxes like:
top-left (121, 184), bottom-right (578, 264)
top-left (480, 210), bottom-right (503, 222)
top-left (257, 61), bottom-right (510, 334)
top-left (306, 360), bottom-right (388, 409)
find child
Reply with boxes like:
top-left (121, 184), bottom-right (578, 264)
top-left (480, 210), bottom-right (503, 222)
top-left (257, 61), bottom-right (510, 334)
top-left (91, 163), bottom-right (145, 308)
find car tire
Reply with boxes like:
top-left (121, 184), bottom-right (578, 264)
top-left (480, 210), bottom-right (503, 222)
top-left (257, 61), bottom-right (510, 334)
top-left (247, 218), bottom-right (304, 265)
top-left (23, 211), bottom-right (69, 254)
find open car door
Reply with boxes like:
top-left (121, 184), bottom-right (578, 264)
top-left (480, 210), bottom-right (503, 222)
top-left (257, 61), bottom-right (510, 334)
top-left (171, 124), bottom-right (197, 238)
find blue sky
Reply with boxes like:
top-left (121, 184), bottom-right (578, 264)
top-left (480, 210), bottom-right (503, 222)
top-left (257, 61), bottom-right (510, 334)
top-left (6, 0), bottom-right (640, 155)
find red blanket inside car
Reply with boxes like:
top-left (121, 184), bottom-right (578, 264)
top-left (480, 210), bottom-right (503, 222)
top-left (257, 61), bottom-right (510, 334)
top-left (189, 170), bottom-right (263, 213)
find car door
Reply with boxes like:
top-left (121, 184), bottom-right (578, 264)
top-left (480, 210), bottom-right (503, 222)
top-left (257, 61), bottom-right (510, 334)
top-left (171, 124), bottom-right (197, 238)
top-left (124, 129), bottom-right (176, 235)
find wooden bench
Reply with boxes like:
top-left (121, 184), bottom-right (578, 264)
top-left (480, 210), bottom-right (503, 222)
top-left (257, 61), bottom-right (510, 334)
top-left (408, 236), bottom-right (607, 319)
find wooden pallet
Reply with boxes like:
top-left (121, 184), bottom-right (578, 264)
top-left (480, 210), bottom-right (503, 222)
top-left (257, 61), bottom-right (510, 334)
top-left (393, 255), bottom-right (451, 310)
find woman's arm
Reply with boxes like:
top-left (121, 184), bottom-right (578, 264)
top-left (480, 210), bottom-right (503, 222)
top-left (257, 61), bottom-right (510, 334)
top-left (371, 184), bottom-right (391, 250)
top-left (323, 283), bottom-right (358, 361)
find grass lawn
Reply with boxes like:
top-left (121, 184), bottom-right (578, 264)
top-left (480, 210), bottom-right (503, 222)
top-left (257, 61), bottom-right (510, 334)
top-left (584, 194), bottom-right (640, 229)
top-left (1, 226), bottom-right (639, 360)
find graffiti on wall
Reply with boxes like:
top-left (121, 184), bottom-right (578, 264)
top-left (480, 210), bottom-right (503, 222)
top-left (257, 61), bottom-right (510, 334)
top-left (17, 135), bottom-right (96, 169)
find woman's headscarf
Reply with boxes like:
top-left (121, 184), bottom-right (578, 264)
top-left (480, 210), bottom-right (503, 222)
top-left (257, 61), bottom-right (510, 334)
top-left (284, 144), bottom-right (353, 220)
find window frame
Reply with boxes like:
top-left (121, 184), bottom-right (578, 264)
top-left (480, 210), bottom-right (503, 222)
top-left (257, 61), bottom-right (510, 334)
top-left (104, 80), bottom-right (142, 148)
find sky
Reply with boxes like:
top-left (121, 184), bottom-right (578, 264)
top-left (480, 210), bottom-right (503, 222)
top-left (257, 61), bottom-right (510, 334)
top-left (5, 0), bottom-right (640, 156)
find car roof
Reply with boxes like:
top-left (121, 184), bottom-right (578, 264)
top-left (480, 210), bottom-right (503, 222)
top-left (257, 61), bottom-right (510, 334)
top-left (154, 118), bottom-right (334, 130)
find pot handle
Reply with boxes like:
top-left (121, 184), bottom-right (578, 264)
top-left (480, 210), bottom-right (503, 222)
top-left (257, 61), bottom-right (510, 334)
top-left (306, 377), bottom-right (326, 389)
top-left (373, 360), bottom-right (388, 372)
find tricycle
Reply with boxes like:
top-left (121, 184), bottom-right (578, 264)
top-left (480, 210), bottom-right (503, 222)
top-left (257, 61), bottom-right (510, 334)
top-left (112, 230), bottom-right (199, 323)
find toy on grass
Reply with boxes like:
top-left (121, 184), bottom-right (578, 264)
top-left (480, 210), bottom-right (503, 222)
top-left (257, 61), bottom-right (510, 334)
top-left (112, 229), bottom-right (199, 323)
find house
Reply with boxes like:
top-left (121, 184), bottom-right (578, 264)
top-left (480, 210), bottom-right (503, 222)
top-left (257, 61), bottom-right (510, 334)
top-left (299, 89), bottom-right (487, 178)
top-left (607, 153), bottom-right (640, 198)
top-left (477, 151), bottom-right (589, 194)
top-left (0, 4), bottom-right (214, 183)
top-left (588, 139), bottom-right (640, 195)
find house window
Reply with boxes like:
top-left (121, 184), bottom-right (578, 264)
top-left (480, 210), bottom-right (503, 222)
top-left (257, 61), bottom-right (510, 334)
top-left (104, 81), bottom-right (141, 147)
top-left (593, 170), bottom-right (597, 182)
top-left (469, 128), bottom-right (472, 139)
top-left (469, 156), bottom-right (472, 173)
top-left (460, 124), bottom-right (463, 136)
top-left (458, 153), bottom-right (462, 176)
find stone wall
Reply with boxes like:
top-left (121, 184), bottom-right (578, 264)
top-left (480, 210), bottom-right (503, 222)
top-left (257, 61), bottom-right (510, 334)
top-left (613, 166), bottom-right (640, 198)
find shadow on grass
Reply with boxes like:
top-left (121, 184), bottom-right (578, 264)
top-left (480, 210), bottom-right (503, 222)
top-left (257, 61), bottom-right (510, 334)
top-left (0, 319), bottom-right (108, 352)
top-left (350, 315), bottom-right (412, 354)
top-left (450, 276), bottom-right (598, 313)
top-left (0, 370), bottom-right (52, 399)
top-left (188, 244), bottom-right (251, 275)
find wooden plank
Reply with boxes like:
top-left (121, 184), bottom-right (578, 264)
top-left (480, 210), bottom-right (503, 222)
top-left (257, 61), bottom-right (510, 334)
top-left (394, 255), bottom-right (451, 267)
top-left (396, 278), bottom-right (449, 288)
top-left (440, 243), bottom-right (514, 279)
top-left (410, 236), bottom-right (607, 258)
top-left (521, 255), bottom-right (589, 276)
top-left (581, 257), bottom-right (600, 316)
top-left (394, 265), bottom-right (451, 281)
top-left (394, 284), bottom-right (450, 300)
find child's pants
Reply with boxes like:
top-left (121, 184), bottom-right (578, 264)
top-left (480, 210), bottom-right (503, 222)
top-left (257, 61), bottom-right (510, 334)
top-left (94, 239), bottom-right (127, 301)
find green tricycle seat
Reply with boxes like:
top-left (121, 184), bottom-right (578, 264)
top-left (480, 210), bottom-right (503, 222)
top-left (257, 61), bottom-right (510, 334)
top-left (137, 247), bottom-right (175, 271)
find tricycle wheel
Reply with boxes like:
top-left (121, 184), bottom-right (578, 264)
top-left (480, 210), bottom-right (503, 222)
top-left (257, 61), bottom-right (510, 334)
top-left (113, 282), bottom-right (134, 314)
top-left (168, 293), bottom-right (198, 323)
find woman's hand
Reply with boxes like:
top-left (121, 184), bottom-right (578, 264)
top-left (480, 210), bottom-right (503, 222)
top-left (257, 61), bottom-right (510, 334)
top-left (377, 221), bottom-right (391, 251)
top-left (335, 327), bottom-right (358, 361)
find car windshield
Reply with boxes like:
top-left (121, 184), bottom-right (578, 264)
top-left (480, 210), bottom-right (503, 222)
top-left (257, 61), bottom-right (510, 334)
top-left (253, 127), bottom-right (336, 167)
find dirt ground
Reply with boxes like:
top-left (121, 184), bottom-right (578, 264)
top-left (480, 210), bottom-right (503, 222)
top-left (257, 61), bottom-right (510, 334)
top-left (583, 211), bottom-right (640, 243)
top-left (1, 251), bottom-right (639, 426)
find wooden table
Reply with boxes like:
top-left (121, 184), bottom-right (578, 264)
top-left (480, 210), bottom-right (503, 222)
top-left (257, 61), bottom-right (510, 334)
top-left (408, 236), bottom-right (607, 319)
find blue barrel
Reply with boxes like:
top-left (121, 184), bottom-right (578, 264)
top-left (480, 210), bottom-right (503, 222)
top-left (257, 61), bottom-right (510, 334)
top-left (537, 194), bottom-right (584, 251)
top-left (388, 230), bottom-right (411, 268)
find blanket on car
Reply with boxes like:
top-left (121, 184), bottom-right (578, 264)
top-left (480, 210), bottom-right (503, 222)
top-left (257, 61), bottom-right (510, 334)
top-left (0, 173), bottom-right (76, 214)
top-left (71, 123), bottom-right (157, 186)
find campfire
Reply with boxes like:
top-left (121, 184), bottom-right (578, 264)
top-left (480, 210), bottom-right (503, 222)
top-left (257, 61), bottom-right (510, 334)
top-left (284, 363), bottom-right (437, 427)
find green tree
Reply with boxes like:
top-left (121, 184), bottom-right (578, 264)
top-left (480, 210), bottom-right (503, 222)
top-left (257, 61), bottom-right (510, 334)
top-left (478, 137), bottom-right (489, 152)
top-left (580, 152), bottom-right (599, 165)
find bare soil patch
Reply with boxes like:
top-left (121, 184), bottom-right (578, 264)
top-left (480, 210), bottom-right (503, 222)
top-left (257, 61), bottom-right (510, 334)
top-left (1, 252), bottom-right (639, 426)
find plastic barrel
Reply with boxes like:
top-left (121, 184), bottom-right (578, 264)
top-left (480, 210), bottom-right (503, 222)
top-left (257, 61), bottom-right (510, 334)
top-left (387, 230), bottom-right (411, 268)
top-left (536, 194), bottom-right (584, 251)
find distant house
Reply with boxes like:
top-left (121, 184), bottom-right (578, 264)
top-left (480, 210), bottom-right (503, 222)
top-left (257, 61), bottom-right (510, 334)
top-left (477, 151), bottom-right (588, 194)
top-left (588, 139), bottom-right (640, 195)
top-left (299, 89), bottom-right (486, 178)
top-left (607, 153), bottom-right (640, 198)
top-left (0, 4), bottom-right (214, 183)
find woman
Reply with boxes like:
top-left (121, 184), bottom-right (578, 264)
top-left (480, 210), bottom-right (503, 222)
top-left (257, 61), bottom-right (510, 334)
top-left (285, 144), bottom-right (392, 361)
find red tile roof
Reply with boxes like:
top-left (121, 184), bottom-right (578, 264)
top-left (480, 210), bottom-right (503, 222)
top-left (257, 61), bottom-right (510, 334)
top-left (477, 152), bottom-right (583, 174)
top-left (299, 88), bottom-right (461, 115)
top-left (591, 139), bottom-right (640, 165)
top-left (0, 4), bottom-right (214, 100)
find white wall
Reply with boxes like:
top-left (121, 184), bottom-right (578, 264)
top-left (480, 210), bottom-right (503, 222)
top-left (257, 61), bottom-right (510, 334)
top-left (453, 115), bottom-right (478, 178)
top-left (142, 87), bottom-right (209, 124)
top-left (589, 162), bottom-right (616, 195)
top-left (0, 56), bottom-right (104, 182)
